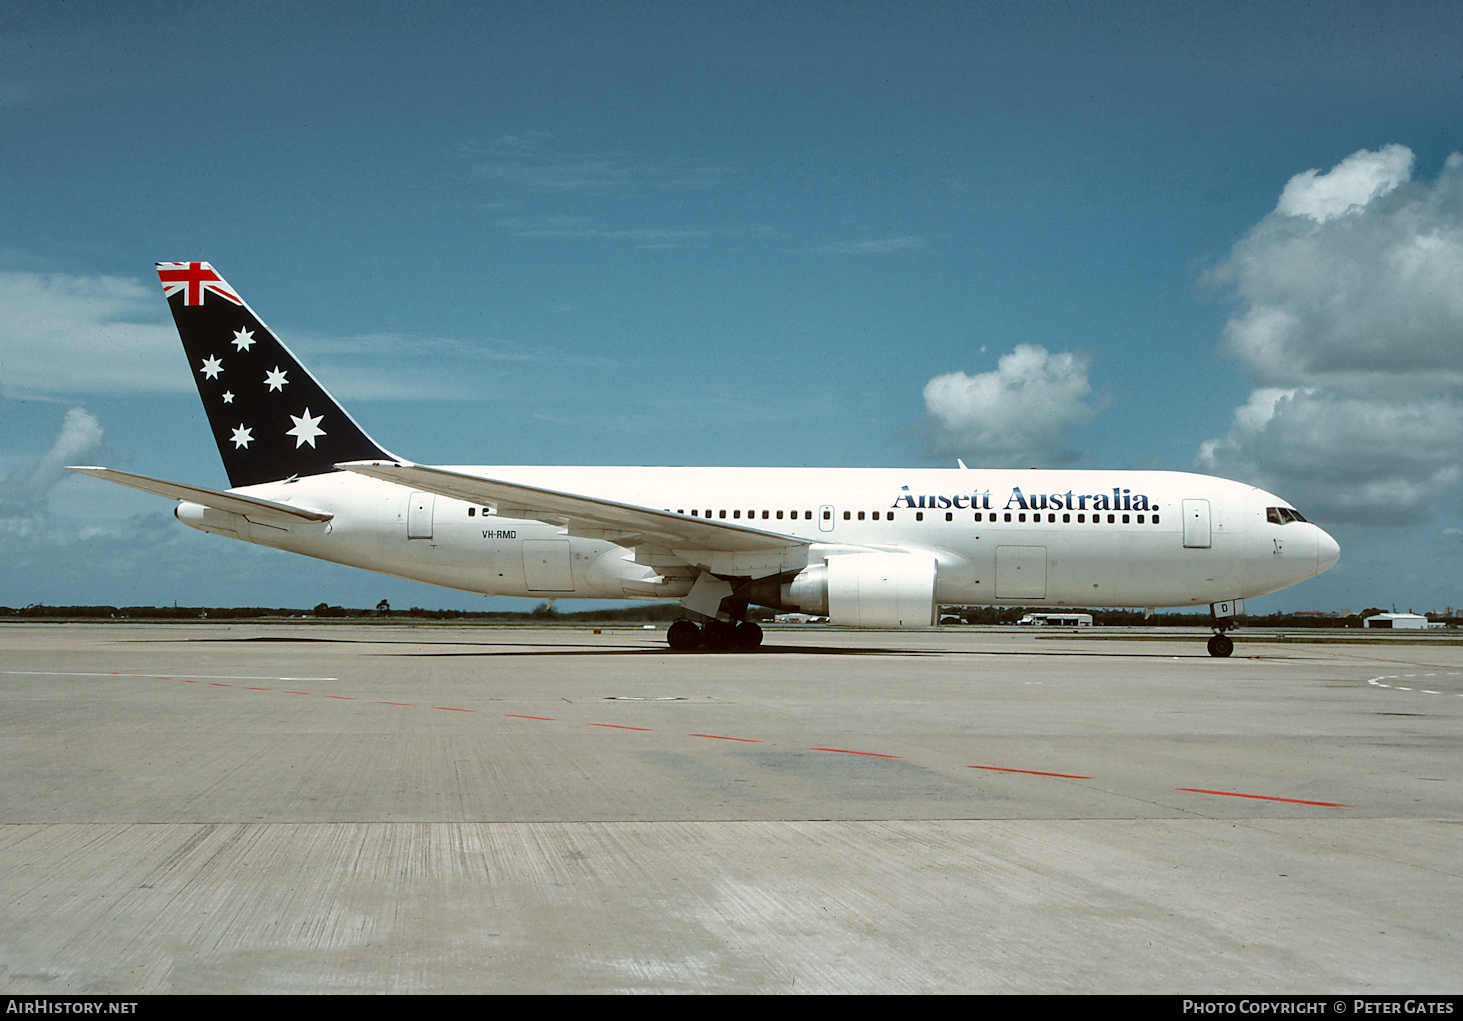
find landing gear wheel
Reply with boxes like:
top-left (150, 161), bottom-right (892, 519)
top-left (667, 619), bottom-right (702, 651)
top-left (733, 620), bottom-right (764, 649)
top-left (702, 620), bottom-right (737, 651)
top-left (1207, 633), bottom-right (1234, 658)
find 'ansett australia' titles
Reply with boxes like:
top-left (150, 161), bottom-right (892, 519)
top-left (892, 485), bottom-right (1158, 512)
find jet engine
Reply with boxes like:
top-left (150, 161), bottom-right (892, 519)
top-left (762, 552), bottom-right (938, 628)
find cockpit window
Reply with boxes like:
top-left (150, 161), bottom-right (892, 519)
top-left (1267, 506), bottom-right (1307, 525)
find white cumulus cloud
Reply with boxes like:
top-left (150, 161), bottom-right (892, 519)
top-left (923, 344), bottom-right (1099, 465)
top-left (0, 271), bottom-right (184, 397)
top-left (1275, 143), bottom-right (1414, 223)
top-left (0, 406), bottom-right (106, 518)
top-left (1199, 145), bottom-right (1463, 524)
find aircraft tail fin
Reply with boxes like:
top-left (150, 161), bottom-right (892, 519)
top-left (157, 262), bottom-right (395, 488)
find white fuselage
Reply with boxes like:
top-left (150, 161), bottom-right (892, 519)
top-left (176, 466), bottom-right (1339, 611)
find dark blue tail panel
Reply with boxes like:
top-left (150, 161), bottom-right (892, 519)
top-left (158, 262), bottom-right (393, 488)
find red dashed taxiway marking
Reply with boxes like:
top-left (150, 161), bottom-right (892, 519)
top-left (1177, 787), bottom-right (1349, 808)
top-left (82, 669), bottom-right (1356, 809)
top-left (969, 765), bottom-right (1095, 779)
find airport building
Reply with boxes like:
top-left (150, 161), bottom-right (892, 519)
top-left (1363, 612), bottom-right (1431, 629)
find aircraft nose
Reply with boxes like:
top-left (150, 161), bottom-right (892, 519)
top-left (1316, 527), bottom-right (1340, 575)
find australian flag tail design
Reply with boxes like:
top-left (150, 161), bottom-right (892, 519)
top-left (157, 262), bottom-right (395, 488)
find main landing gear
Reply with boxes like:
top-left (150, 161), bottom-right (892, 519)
top-left (667, 618), bottom-right (764, 652)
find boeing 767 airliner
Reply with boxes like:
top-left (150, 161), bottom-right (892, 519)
top-left (71, 262), bottom-right (1339, 655)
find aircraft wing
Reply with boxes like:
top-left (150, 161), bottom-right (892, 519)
top-left (67, 467), bottom-right (334, 522)
top-left (336, 460), bottom-right (807, 553)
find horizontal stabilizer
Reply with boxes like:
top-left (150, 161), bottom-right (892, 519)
top-left (67, 467), bottom-right (333, 522)
top-left (336, 461), bottom-right (805, 553)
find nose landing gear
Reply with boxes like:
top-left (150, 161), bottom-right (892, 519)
top-left (1207, 599), bottom-right (1243, 657)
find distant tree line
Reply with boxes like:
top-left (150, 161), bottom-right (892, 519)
top-left (0, 602), bottom-right (699, 622)
top-left (0, 603), bottom-right (1452, 627)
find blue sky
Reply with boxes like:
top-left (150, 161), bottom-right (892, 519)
top-left (2, 0), bottom-right (1461, 614)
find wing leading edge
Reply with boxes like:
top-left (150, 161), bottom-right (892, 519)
top-left (335, 462), bottom-right (807, 564)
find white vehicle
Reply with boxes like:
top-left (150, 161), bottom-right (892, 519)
top-left (72, 262), bottom-right (1340, 656)
top-left (1017, 613), bottom-right (1094, 627)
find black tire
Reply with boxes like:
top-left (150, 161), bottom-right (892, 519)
top-left (667, 619), bottom-right (702, 651)
top-left (702, 620), bottom-right (737, 651)
top-left (1207, 633), bottom-right (1234, 658)
top-left (733, 620), bottom-right (764, 649)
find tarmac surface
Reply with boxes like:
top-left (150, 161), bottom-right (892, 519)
top-left (1, 621), bottom-right (1460, 994)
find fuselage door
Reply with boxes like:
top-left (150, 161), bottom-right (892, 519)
top-left (1182, 498), bottom-right (1211, 549)
top-left (523, 539), bottom-right (574, 591)
top-left (996, 545), bottom-right (1047, 599)
top-left (818, 505), bottom-right (835, 532)
top-left (407, 491), bottom-right (435, 540)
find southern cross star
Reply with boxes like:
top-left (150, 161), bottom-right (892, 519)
top-left (286, 409), bottom-right (326, 448)
top-left (265, 367), bottom-right (288, 391)
top-left (230, 424), bottom-right (253, 449)
top-left (232, 328), bottom-right (255, 352)
top-left (200, 355), bottom-right (223, 379)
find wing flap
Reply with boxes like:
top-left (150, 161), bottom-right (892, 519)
top-left (68, 467), bottom-right (333, 522)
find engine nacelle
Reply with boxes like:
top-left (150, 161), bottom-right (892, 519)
top-left (779, 553), bottom-right (938, 628)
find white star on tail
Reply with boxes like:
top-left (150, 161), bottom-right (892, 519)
top-left (222, 391), bottom-right (234, 403)
top-left (265, 367), bottom-right (288, 391)
top-left (200, 355), bottom-right (223, 379)
top-left (231, 425), bottom-right (253, 449)
top-left (232, 328), bottom-right (256, 351)
top-left (286, 409), bottom-right (326, 448)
